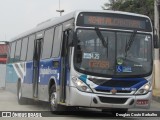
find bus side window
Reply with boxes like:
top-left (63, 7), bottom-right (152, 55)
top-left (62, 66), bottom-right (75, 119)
top-left (27, 35), bottom-right (35, 61)
top-left (42, 28), bottom-right (54, 59)
top-left (20, 37), bottom-right (28, 61)
top-left (15, 40), bottom-right (22, 62)
top-left (52, 25), bottom-right (63, 57)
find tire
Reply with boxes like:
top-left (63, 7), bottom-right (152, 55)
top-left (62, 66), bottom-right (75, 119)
top-left (17, 81), bottom-right (27, 105)
top-left (49, 85), bottom-right (67, 113)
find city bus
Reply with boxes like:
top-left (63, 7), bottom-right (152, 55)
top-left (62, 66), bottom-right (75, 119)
top-left (0, 42), bottom-right (8, 89)
top-left (0, 42), bottom-right (8, 64)
top-left (5, 10), bottom-right (157, 113)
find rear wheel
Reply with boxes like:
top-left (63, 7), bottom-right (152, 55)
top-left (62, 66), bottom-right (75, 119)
top-left (17, 81), bottom-right (27, 105)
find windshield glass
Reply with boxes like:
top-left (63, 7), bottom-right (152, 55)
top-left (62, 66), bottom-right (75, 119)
top-left (74, 29), bottom-right (152, 77)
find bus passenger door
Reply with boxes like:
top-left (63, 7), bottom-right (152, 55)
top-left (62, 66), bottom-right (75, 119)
top-left (60, 29), bottom-right (73, 103)
top-left (33, 39), bottom-right (41, 99)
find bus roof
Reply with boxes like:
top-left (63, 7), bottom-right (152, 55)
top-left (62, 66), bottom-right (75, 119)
top-left (10, 10), bottom-right (151, 42)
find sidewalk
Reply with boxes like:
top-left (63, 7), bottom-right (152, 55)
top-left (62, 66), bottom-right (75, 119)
top-left (153, 88), bottom-right (160, 103)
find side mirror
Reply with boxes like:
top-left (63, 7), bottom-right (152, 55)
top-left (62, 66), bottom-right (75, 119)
top-left (154, 34), bottom-right (159, 48)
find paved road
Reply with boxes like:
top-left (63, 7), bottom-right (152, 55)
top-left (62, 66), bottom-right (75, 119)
top-left (0, 89), bottom-right (160, 120)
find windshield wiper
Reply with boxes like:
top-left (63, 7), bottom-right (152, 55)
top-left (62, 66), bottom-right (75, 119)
top-left (95, 27), bottom-right (108, 48)
top-left (125, 30), bottom-right (137, 57)
top-left (95, 27), bottom-right (108, 57)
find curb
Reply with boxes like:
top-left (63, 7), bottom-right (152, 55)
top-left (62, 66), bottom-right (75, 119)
top-left (152, 95), bottom-right (160, 103)
top-left (152, 88), bottom-right (160, 103)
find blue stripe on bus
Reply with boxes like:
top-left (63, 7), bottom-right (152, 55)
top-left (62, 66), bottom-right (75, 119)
top-left (6, 57), bottom-right (71, 86)
top-left (39, 58), bottom-right (61, 85)
top-left (78, 75), bottom-right (148, 90)
top-left (23, 58), bottom-right (61, 85)
top-left (24, 61), bottom-right (34, 84)
top-left (79, 75), bottom-right (87, 83)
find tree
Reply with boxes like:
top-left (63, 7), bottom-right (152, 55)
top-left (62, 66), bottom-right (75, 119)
top-left (102, 0), bottom-right (154, 23)
top-left (102, 0), bottom-right (125, 10)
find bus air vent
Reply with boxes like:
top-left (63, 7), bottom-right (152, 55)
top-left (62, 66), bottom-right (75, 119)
top-left (98, 96), bottom-right (128, 104)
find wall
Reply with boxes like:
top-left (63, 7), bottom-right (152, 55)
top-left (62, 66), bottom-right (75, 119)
top-left (0, 64), bottom-right (6, 88)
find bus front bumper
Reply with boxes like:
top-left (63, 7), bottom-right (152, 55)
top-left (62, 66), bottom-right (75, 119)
top-left (68, 87), bottom-right (152, 109)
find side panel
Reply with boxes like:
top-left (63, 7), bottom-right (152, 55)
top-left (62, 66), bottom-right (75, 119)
top-left (5, 63), bottom-right (24, 94)
top-left (38, 58), bottom-right (61, 101)
top-left (6, 61), bottom-right (34, 99)
top-left (22, 61), bottom-right (34, 98)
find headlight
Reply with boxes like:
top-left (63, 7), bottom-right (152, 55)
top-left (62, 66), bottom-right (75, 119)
top-left (135, 83), bottom-right (151, 95)
top-left (72, 77), bottom-right (92, 93)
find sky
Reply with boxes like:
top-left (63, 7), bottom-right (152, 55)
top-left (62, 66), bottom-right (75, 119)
top-left (0, 0), bottom-right (108, 41)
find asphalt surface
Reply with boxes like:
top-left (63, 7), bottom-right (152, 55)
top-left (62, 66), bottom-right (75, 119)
top-left (0, 89), bottom-right (160, 120)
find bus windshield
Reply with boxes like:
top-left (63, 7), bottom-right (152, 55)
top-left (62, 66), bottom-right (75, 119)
top-left (74, 29), bottom-right (152, 77)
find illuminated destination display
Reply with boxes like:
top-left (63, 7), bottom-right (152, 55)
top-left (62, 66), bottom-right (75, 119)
top-left (76, 12), bottom-right (152, 32)
top-left (84, 16), bottom-right (145, 29)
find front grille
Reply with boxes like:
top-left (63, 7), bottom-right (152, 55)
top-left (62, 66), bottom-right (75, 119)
top-left (95, 89), bottom-right (132, 93)
top-left (100, 80), bottom-right (139, 87)
top-left (99, 96), bottom-right (128, 104)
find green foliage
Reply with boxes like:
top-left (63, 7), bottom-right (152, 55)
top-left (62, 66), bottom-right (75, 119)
top-left (103, 0), bottom-right (154, 23)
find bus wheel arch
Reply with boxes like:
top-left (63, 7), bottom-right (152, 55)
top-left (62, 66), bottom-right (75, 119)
top-left (48, 79), bottom-right (56, 94)
top-left (49, 79), bottom-right (66, 113)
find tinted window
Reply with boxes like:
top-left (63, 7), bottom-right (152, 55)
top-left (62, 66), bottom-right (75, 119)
top-left (52, 25), bottom-right (62, 57)
top-left (15, 40), bottom-right (22, 61)
top-left (10, 42), bottom-right (16, 62)
top-left (42, 28), bottom-right (54, 59)
top-left (20, 37), bottom-right (28, 61)
top-left (27, 35), bottom-right (35, 60)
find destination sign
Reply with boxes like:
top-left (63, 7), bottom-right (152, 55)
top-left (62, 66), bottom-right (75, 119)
top-left (84, 16), bottom-right (145, 29)
top-left (77, 12), bottom-right (152, 32)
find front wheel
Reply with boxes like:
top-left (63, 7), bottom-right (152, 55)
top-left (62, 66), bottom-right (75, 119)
top-left (49, 85), bottom-right (66, 113)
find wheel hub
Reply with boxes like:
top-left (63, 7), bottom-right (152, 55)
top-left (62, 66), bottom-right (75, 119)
top-left (18, 86), bottom-right (22, 99)
top-left (51, 92), bottom-right (57, 106)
